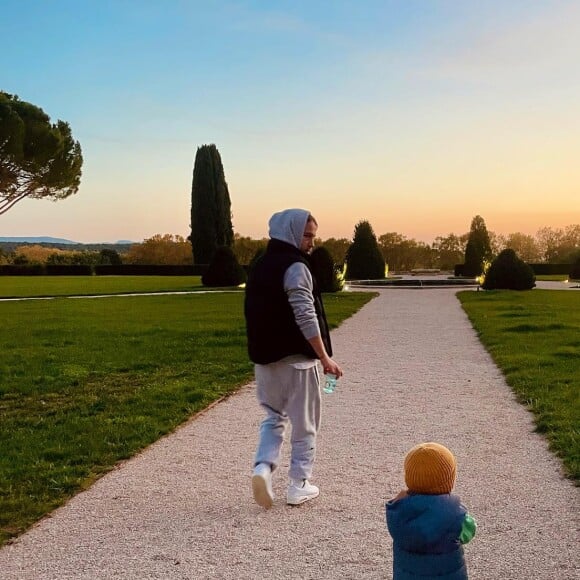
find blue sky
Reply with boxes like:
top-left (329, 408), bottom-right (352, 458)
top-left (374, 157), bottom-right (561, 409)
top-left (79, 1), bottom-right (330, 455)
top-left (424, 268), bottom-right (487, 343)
top-left (2, 1), bottom-right (579, 242)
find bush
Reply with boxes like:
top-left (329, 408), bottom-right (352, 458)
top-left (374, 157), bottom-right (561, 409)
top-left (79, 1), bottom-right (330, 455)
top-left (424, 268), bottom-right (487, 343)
top-left (482, 249), bottom-right (536, 290)
top-left (202, 246), bottom-right (246, 287)
top-left (570, 256), bottom-right (580, 281)
top-left (346, 220), bottom-right (385, 280)
top-left (309, 247), bottom-right (344, 292)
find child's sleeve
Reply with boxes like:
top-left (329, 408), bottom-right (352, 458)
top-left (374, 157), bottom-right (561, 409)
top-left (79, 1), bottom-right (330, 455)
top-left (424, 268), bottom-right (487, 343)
top-left (459, 513), bottom-right (477, 545)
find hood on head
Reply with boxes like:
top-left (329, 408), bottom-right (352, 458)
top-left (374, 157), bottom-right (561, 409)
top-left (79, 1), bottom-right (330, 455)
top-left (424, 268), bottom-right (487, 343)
top-left (268, 209), bottom-right (311, 249)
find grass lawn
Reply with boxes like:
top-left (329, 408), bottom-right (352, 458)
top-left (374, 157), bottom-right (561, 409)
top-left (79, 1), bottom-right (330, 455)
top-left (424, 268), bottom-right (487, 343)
top-left (0, 275), bottom-right (205, 298)
top-left (0, 290), bottom-right (376, 546)
top-left (458, 290), bottom-right (579, 484)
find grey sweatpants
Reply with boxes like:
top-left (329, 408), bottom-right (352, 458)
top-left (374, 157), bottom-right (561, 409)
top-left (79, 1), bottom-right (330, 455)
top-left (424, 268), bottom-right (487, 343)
top-left (254, 359), bottom-right (321, 481)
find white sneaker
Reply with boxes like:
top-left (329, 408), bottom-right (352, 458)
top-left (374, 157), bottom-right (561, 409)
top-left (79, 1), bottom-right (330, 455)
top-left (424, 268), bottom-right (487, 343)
top-left (287, 478), bottom-right (319, 505)
top-left (252, 463), bottom-right (274, 509)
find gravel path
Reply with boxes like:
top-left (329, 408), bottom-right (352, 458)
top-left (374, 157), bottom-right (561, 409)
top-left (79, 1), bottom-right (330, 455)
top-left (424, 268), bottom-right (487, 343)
top-left (1, 289), bottom-right (578, 579)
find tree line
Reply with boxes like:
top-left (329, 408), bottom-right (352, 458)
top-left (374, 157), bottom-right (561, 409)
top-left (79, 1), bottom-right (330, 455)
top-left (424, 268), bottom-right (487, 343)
top-left (3, 222), bottom-right (578, 271)
top-left (321, 223), bottom-right (580, 271)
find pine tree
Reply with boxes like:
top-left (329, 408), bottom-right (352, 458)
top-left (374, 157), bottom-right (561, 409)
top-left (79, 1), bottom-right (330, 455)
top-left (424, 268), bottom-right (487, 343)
top-left (0, 91), bottom-right (83, 215)
top-left (463, 215), bottom-right (492, 277)
top-left (190, 144), bottom-right (234, 264)
top-left (345, 220), bottom-right (385, 280)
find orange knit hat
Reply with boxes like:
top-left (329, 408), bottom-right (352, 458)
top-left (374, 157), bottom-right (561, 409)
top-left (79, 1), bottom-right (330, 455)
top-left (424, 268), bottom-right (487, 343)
top-left (404, 442), bottom-right (457, 495)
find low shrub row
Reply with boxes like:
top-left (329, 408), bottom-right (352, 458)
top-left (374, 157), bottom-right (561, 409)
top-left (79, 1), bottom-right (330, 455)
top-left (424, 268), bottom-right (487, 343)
top-left (455, 262), bottom-right (573, 277)
top-left (0, 264), bottom-right (209, 276)
top-left (527, 263), bottom-right (573, 275)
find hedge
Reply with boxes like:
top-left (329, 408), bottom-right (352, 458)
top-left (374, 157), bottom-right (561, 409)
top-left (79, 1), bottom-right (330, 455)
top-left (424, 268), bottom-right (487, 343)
top-left (93, 264), bottom-right (206, 276)
top-left (0, 264), bottom-right (44, 276)
top-left (45, 264), bottom-right (93, 276)
top-left (456, 263), bottom-right (571, 277)
top-left (527, 263), bottom-right (572, 275)
top-left (0, 264), bottom-right (209, 276)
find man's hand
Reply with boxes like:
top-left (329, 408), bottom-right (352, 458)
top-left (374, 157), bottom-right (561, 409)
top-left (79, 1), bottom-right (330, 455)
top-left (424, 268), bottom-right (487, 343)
top-left (308, 337), bottom-right (343, 378)
top-left (320, 355), bottom-right (342, 378)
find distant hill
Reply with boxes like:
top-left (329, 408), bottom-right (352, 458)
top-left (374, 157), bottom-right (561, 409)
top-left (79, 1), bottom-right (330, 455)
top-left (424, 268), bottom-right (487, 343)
top-left (0, 236), bottom-right (79, 244)
top-left (0, 237), bottom-right (135, 253)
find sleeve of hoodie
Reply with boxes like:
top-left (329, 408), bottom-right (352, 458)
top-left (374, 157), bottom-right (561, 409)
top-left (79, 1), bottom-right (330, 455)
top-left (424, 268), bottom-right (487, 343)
top-left (283, 262), bottom-right (321, 340)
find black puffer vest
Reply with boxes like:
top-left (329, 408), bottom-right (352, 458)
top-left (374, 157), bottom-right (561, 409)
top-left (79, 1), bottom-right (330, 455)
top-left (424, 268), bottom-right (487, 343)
top-left (244, 239), bottom-right (332, 364)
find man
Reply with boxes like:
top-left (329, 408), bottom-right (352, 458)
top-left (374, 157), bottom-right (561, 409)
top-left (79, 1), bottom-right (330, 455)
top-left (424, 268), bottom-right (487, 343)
top-left (244, 208), bottom-right (342, 509)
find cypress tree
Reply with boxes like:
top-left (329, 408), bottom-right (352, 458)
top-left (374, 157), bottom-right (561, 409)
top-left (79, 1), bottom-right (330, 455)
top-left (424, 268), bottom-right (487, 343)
top-left (346, 220), bottom-right (385, 280)
top-left (463, 215), bottom-right (492, 277)
top-left (190, 144), bottom-right (234, 264)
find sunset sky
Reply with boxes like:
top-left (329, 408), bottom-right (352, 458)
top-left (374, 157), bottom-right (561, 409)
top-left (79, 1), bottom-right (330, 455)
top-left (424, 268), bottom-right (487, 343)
top-left (2, 1), bottom-right (579, 243)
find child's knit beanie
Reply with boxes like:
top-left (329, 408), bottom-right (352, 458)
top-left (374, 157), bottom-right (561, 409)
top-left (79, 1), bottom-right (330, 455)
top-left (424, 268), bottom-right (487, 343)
top-left (404, 442), bottom-right (457, 495)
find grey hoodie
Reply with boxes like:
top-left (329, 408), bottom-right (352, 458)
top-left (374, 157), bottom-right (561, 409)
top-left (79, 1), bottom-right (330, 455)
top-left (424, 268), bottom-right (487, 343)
top-left (267, 208), bottom-right (321, 346)
top-left (268, 208), bottom-right (311, 248)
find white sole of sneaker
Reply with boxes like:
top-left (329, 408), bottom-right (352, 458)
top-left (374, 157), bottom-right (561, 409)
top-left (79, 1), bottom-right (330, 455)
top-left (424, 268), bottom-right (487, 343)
top-left (287, 491), bottom-right (319, 506)
top-left (252, 474), bottom-right (273, 509)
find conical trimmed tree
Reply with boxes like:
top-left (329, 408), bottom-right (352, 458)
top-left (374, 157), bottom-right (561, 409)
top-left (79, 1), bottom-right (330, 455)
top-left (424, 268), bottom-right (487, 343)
top-left (190, 144), bottom-right (234, 264)
top-left (309, 246), bottom-right (344, 292)
top-left (570, 255), bottom-right (580, 281)
top-left (463, 215), bottom-right (492, 277)
top-left (482, 248), bottom-right (535, 290)
top-left (346, 220), bottom-right (385, 280)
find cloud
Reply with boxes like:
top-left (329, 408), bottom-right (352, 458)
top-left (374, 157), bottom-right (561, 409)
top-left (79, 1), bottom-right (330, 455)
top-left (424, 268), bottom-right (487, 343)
top-left (421, 2), bottom-right (580, 84)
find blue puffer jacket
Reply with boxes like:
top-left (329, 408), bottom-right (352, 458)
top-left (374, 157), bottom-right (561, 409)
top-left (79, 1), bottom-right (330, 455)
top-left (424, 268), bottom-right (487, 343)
top-left (386, 493), bottom-right (468, 579)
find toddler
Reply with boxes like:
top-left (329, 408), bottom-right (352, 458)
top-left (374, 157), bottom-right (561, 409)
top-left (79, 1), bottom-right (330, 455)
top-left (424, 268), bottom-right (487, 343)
top-left (386, 442), bottom-right (476, 579)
